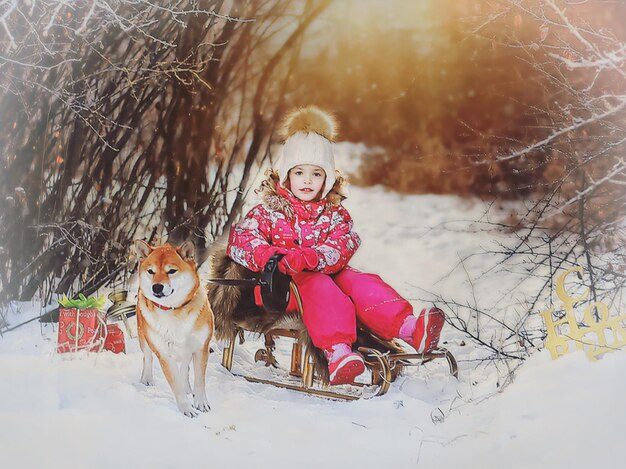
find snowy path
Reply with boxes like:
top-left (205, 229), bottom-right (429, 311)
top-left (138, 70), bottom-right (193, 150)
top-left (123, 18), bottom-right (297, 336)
top-left (1, 186), bottom-right (624, 468)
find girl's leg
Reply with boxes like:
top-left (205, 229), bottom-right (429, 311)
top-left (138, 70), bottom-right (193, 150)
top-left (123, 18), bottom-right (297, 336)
top-left (290, 271), bottom-right (357, 351)
top-left (333, 267), bottom-right (445, 352)
top-left (290, 271), bottom-right (365, 384)
top-left (333, 267), bottom-right (412, 340)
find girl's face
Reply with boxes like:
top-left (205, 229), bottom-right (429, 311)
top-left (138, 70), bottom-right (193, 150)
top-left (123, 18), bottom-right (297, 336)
top-left (287, 164), bottom-right (326, 202)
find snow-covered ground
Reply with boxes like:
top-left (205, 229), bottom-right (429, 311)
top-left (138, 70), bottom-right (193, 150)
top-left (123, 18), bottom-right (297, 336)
top-left (1, 167), bottom-right (625, 468)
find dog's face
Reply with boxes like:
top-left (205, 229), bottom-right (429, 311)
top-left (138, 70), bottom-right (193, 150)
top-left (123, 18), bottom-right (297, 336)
top-left (134, 240), bottom-right (199, 308)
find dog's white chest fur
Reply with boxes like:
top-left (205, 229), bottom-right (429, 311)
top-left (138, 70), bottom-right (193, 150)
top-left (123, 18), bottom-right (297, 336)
top-left (142, 307), bottom-right (207, 359)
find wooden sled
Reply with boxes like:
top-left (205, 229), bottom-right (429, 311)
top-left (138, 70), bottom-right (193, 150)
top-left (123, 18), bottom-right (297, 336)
top-left (221, 325), bottom-right (458, 401)
top-left (209, 266), bottom-right (459, 401)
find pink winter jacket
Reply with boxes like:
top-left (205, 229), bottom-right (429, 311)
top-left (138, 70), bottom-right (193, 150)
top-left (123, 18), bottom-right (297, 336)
top-left (227, 173), bottom-right (360, 274)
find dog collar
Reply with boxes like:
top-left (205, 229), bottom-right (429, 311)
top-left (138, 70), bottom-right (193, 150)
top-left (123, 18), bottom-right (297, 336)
top-left (150, 300), bottom-right (174, 311)
top-left (148, 295), bottom-right (194, 311)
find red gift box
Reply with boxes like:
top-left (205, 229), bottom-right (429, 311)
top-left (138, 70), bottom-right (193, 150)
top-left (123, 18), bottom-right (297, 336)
top-left (104, 323), bottom-right (126, 353)
top-left (57, 308), bottom-right (106, 353)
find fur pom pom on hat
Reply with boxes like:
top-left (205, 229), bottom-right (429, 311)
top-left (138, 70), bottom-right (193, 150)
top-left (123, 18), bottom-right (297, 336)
top-left (275, 106), bottom-right (338, 198)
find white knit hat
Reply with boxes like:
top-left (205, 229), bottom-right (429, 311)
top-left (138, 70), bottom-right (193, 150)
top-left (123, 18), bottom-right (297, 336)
top-left (275, 106), bottom-right (338, 199)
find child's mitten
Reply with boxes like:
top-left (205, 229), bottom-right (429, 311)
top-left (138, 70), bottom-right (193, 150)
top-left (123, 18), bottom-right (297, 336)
top-left (253, 246), bottom-right (288, 270)
top-left (278, 248), bottom-right (318, 275)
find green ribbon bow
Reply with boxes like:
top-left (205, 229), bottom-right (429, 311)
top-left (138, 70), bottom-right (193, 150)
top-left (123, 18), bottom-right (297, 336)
top-left (58, 293), bottom-right (107, 310)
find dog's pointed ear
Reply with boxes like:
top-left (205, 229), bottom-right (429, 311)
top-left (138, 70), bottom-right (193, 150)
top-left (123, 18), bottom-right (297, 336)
top-left (134, 239), bottom-right (153, 261)
top-left (178, 240), bottom-right (195, 262)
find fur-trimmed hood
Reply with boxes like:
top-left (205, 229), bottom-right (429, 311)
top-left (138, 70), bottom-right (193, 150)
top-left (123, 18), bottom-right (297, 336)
top-left (255, 169), bottom-right (349, 220)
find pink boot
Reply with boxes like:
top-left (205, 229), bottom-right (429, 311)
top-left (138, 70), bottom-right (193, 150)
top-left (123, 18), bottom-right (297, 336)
top-left (399, 307), bottom-right (445, 353)
top-left (324, 343), bottom-right (365, 385)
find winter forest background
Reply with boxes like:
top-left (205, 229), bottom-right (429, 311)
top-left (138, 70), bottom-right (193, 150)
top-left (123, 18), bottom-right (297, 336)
top-left (1, 0), bottom-right (625, 384)
top-left (0, 0), bottom-right (626, 354)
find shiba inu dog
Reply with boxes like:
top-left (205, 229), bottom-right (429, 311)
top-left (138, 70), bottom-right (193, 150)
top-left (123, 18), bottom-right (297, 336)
top-left (134, 240), bottom-right (214, 417)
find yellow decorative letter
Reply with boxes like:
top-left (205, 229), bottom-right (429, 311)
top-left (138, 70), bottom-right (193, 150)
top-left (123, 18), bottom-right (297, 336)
top-left (541, 267), bottom-right (626, 361)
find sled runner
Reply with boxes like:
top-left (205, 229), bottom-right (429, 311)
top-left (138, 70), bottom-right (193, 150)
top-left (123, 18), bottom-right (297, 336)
top-left (207, 251), bottom-right (458, 401)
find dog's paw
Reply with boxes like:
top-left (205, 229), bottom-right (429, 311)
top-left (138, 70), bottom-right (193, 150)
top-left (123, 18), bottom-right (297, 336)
top-left (179, 402), bottom-right (199, 418)
top-left (140, 378), bottom-right (154, 386)
top-left (193, 398), bottom-right (211, 413)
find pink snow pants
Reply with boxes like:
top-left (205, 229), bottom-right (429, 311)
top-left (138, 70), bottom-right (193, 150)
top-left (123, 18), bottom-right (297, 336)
top-left (290, 267), bottom-right (413, 350)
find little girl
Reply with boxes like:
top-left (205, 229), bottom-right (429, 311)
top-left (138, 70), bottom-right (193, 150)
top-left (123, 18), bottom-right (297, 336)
top-left (227, 106), bottom-right (445, 385)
